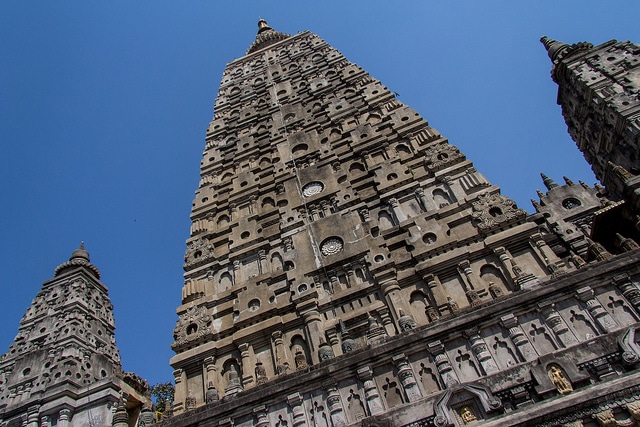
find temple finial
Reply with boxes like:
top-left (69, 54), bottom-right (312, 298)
top-left (540, 36), bottom-right (569, 62)
top-left (257, 19), bottom-right (271, 33)
top-left (541, 173), bottom-right (559, 190)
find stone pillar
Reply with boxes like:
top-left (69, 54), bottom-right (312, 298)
top-left (377, 306), bottom-right (396, 336)
top-left (458, 260), bottom-right (477, 290)
top-left (576, 286), bottom-right (618, 333)
top-left (272, 331), bottom-right (290, 374)
top-left (493, 247), bottom-right (518, 289)
top-left (26, 406), bottom-right (39, 427)
top-left (357, 366), bottom-right (385, 416)
top-left (500, 314), bottom-right (537, 362)
top-left (421, 273), bottom-right (442, 320)
top-left (253, 406), bottom-right (270, 427)
top-left (530, 234), bottom-right (563, 271)
top-left (258, 250), bottom-right (267, 274)
top-left (40, 416), bottom-right (50, 427)
top-left (326, 327), bottom-right (341, 357)
top-left (238, 343), bottom-right (254, 389)
top-left (380, 279), bottom-right (410, 324)
top-left (538, 302), bottom-right (578, 347)
top-left (233, 260), bottom-right (242, 286)
top-left (613, 274), bottom-right (640, 314)
top-left (330, 272), bottom-right (343, 292)
top-left (58, 409), bottom-right (72, 427)
top-left (388, 198), bottom-right (406, 223)
top-left (287, 392), bottom-right (309, 427)
top-left (303, 308), bottom-right (324, 364)
top-left (204, 356), bottom-right (219, 394)
top-left (229, 203), bottom-right (237, 221)
top-left (324, 380), bottom-right (347, 427)
top-left (464, 328), bottom-right (499, 375)
top-left (172, 368), bottom-right (186, 414)
top-left (428, 340), bottom-right (459, 387)
top-left (392, 354), bottom-right (422, 402)
top-left (415, 188), bottom-right (429, 212)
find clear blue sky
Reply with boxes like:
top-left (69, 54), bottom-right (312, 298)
top-left (1, 1), bottom-right (639, 386)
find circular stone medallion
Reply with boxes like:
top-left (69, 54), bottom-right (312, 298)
top-left (302, 181), bottom-right (324, 197)
top-left (321, 237), bottom-right (343, 256)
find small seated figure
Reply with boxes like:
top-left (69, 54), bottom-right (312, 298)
top-left (294, 348), bottom-right (308, 370)
top-left (460, 406), bottom-right (477, 424)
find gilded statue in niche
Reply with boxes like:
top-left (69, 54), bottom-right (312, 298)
top-left (548, 365), bottom-right (573, 395)
top-left (460, 406), bottom-right (477, 424)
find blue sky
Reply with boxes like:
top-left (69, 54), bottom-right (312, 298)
top-left (1, 1), bottom-right (639, 386)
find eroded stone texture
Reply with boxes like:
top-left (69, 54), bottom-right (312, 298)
top-left (161, 23), bottom-right (640, 427)
top-left (0, 244), bottom-right (150, 426)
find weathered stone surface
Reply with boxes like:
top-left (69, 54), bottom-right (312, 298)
top-left (0, 244), bottom-right (151, 426)
top-left (159, 22), bottom-right (640, 427)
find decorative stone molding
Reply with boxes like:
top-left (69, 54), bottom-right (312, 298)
top-left (471, 192), bottom-right (527, 232)
top-left (184, 236), bottom-right (215, 268)
top-left (424, 143), bottom-right (465, 172)
top-left (172, 306), bottom-right (212, 349)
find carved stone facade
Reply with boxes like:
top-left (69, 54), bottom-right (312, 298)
top-left (0, 244), bottom-right (151, 426)
top-left (160, 22), bottom-right (640, 426)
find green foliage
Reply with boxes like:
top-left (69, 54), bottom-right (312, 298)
top-left (149, 381), bottom-right (175, 414)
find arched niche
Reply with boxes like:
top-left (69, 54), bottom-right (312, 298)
top-left (290, 335), bottom-right (311, 370)
top-left (409, 290), bottom-right (429, 324)
top-left (378, 210), bottom-right (395, 230)
top-left (261, 197), bottom-right (275, 210)
top-left (218, 271), bottom-right (233, 293)
top-left (432, 188), bottom-right (453, 208)
top-left (349, 162), bottom-right (366, 174)
top-left (480, 264), bottom-right (508, 295)
top-left (271, 252), bottom-right (284, 272)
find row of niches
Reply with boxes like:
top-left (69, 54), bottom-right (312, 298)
top-left (175, 283), bottom-right (640, 424)
top-left (181, 252), bottom-right (372, 306)
top-left (220, 35), bottom-right (332, 85)
top-left (211, 71), bottom-right (388, 134)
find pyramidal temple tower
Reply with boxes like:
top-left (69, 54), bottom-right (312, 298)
top-left (0, 245), bottom-right (151, 427)
top-left (164, 23), bottom-right (640, 426)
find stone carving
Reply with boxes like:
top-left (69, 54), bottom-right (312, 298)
top-left (460, 406), bottom-right (477, 424)
top-left (184, 236), bottom-right (215, 267)
top-left (318, 341), bottom-right (335, 361)
top-left (424, 143), bottom-right (465, 172)
top-left (172, 306), bottom-right (212, 349)
top-left (224, 364), bottom-right (243, 396)
top-left (447, 296), bottom-right (460, 314)
top-left (471, 192), bottom-right (527, 231)
top-left (398, 309), bottom-right (417, 331)
top-left (339, 320), bottom-right (357, 353)
top-left (302, 181), bottom-right (324, 197)
top-left (205, 382), bottom-right (219, 404)
top-left (592, 409), bottom-right (616, 427)
top-left (321, 237), bottom-right (344, 256)
top-left (294, 348), bottom-right (308, 370)
top-left (185, 391), bottom-right (196, 410)
top-left (366, 316), bottom-right (387, 345)
top-left (255, 362), bottom-right (268, 385)
top-left (548, 365), bottom-right (573, 395)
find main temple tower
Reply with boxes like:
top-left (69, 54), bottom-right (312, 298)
top-left (166, 22), bottom-right (640, 426)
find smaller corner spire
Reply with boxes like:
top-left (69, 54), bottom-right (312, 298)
top-left (540, 36), bottom-right (570, 62)
top-left (541, 173), bottom-right (559, 190)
